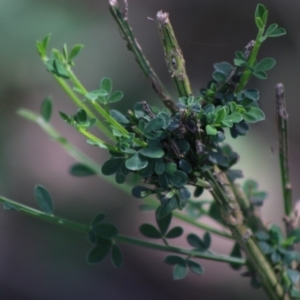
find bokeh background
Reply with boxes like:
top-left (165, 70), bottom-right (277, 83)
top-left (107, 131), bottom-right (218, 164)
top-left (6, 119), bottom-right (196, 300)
top-left (0, 0), bottom-right (300, 299)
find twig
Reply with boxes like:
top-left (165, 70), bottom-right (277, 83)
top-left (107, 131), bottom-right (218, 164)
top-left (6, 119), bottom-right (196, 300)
top-left (156, 11), bottom-right (192, 98)
top-left (275, 83), bottom-right (293, 230)
top-left (107, 0), bottom-right (178, 113)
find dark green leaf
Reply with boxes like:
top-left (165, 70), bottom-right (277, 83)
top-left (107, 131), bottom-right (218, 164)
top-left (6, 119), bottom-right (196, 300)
top-left (265, 23), bottom-right (278, 36)
top-left (165, 255), bottom-right (185, 265)
top-left (187, 234), bottom-right (207, 251)
top-left (269, 224), bottom-right (284, 244)
top-left (108, 91), bottom-right (124, 103)
top-left (229, 243), bottom-right (243, 270)
top-left (203, 232), bottom-right (211, 248)
top-left (59, 111), bottom-right (72, 124)
top-left (87, 241), bottom-right (112, 264)
top-left (212, 71), bottom-right (227, 83)
top-left (157, 197), bottom-right (178, 219)
top-left (70, 163), bottom-right (96, 176)
top-left (34, 185), bottom-right (53, 215)
top-left (287, 269), bottom-right (300, 284)
top-left (91, 213), bottom-right (106, 227)
top-left (111, 245), bottom-right (123, 268)
top-left (100, 77), bottom-right (112, 94)
top-left (258, 241), bottom-right (274, 254)
top-left (41, 97), bottom-right (52, 122)
top-left (158, 173), bottom-right (169, 189)
top-left (179, 159), bottom-right (192, 174)
top-left (166, 227), bottom-right (183, 238)
top-left (132, 186), bottom-right (154, 198)
top-left (139, 147), bottom-right (164, 158)
top-left (178, 187), bottom-right (191, 201)
top-left (213, 62), bottom-right (233, 77)
top-left (187, 260), bottom-right (204, 275)
top-left (255, 4), bottom-right (267, 22)
top-left (115, 168), bottom-right (126, 184)
top-left (143, 117), bottom-right (164, 133)
top-left (69, 44), bottom-right (84, 60)
top-left (102, 158), bottom-right (125, 176)
top-left (193, 186), bottom-right (204, 198)
top-left (243, 107), bottom-right (265, 123)
top-left (92, 223), bottom-right (118, 239)
top-left (76, 109), bottom-right (88, 124)
top-left (244, 89), bottom-right (259, 101)
top-left (255, 58), bottom-right (276, 72)
top-left (166, 171), bottom-right (188, 188)
top-left (125, 153), bottom-right (148, 171)
top-left (139, 224), bottom-right (161, 238)
top-left (173, 262), bottom-right (188, 280)
top-left (155, 158), bottom-right (165, 175)
top-left (255, 230), bottom-right (270, 241)
top-left (156, 210), bottom-right (172, 235)
top-left (110, 109), bottom-right (129, 124)
top-left (208, 202), bottom-right (223, 224)
top-left (270, 251), bottom-right (281, 264)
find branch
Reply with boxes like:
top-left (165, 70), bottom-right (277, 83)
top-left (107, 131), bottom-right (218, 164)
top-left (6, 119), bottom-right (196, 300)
top-left (156, 11), bottom-right (192, 98)
top-left (107, 0), bottom-right (178, 113)
top-left (275, 83), bottom-right (293, 230)
top-left (17, 109), bottom-right (233, 240)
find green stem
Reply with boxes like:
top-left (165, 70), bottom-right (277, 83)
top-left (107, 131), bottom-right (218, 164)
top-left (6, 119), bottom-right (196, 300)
top-left (205, 170), bottom-right (289, 300)
top-left (0, 195), bottom-right (243, 265)
top-left (235, 28), bottom-right (264, 93)
top-left (115, 235), bottom-right (245, 265)
top-left (156, 11), bottom-right (192, 98)
top-left (107, 0), bottom-right (178, 113)
top-left (275, 83), bottom-right (293, 223)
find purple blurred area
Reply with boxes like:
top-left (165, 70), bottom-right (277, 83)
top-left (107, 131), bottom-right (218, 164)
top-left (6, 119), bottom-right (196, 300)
top-left (0, 0), bottom-right (299, 299)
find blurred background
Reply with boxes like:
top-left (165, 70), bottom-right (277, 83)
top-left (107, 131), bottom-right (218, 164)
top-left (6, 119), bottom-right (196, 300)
top-left (0, 0), bottom-right (299, 299)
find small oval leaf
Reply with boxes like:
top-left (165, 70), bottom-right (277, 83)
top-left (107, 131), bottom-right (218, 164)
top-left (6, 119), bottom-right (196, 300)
top-left (34, 185), bottom-right (53, 215)
top-left (111, 245), bottom-right (123, 268)
top-left (70, 163), bottom-right (96, 177)
top-left (139, 224), bottom-right (161, 238)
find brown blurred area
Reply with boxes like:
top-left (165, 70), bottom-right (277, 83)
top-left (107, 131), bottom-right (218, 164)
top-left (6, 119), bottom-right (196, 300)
top-left (0, 0), bottom-right (299, 299)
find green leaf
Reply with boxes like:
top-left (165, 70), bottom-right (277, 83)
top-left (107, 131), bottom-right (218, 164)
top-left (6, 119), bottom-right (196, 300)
top-left (205, 125), bottom-right (217, 135)
top-left (291, 289), bottom-right (300, 298)
top-left (53, 60), bottom-right (70, 79)
top-left (214, 107), bottom-right (227, 124)
top-left (100, 78), bottom-right (112, 95)
top-left (255, 230), bottom-right (270, 241)
top-left (187, 260), bottom-right (204, 275)
top-left (258, 241), bottom-right (274, 254)
top-left (85, 89), bottom-right (108, 101)
top-left (76, 109), bottom-right (88, 124)
top-left (34, 185), bottom-right (53, 215)
top-left (193, 187), bottom-right (204, 198)
top-left (125, 153), bottom-right (148, 171)
top-left (59, 111), bottom-right (72, 124)
top-left (270, 251), bottom-right (281, 264)
top-left (108, 91), bottom-right (124, 103)
top-left (255, 4), bottom-right (267, 22)
top-left (244, 89), bottom-right (259, 101)
top-left (92, 223), bottom-right (118, 239)
top-left (164, 162), bottom-right (177, 174)
top-left (139, 224), bottom-right (161, 238)
top-left (255, 17), bottom-right (264, 30)
top-left (41, 97), bottom-right (52, 122)
top-left (269, 224), bottom-right (284, 244)
top-left (155, 158), bottom-right (165, 175)
top-left (70, 163), bottom-right (96, 176)
top-left (143, 117), bottom-right (164, 133)
top-left (203, 232), bottom-right (211, 248)
top-left (179, 159), bottom-right (192, 174)
top-left (212, 71), bottom-right (227, 83)
top-left (187, 234), bottom-right (207, 251)
top-left (111, 245), bottom-right (123, 268)
top-left (42, 34), bottom-right (51, 51)
top-left (229, 243), bottom-right (243, 270)
top-left (243, 107), bottom-right (265, 123)
top-left (157, 197), bottom-right (178, 219)
top-left (213, 62), bottom-right (233, 77)
top-left (3, 202), bottom-right (17, 210)
top-left (243, 180), bottom-right (258, 196)
top-left (156, 210), bottom-right (172, 235)
top-left (87, 240), bottom-right (112, 264)
top-left (166, 227), bottom-right (183, 239)
top-left (36, 40), bottom-right (45, 57)
top-left (91, 213), bottom-right (106, 227)
top-left (165, 255), bottom-right (185, 265)
top-left (178, 187), bottom-right (191, 201)
top-left (139, 147), bottom-right (164, 158)
top-left (166, 171), bottom-right (188, 188)
top-left (158, 173), bottom-right (169, 189)
top-left (109, 109), bottom-right (129, 124)
top-left (265, 23), bottom-right (278, 36)
top-left (253, 71), bottom-right (267, 80)
top-left (267, 28), bottom-right (286, 38)
top-left (173, 262), bottom-right (188, 280)
top-left (287, 269), bottom-right (300, 284)
top-left (132, 186), bottom-right (154, 198)
top-left (69, 44), bottom-right (84, 61)
top-left (255, 58), bottom-right (276, 72)
top-left (102, 158), bottom-right (125, 176)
